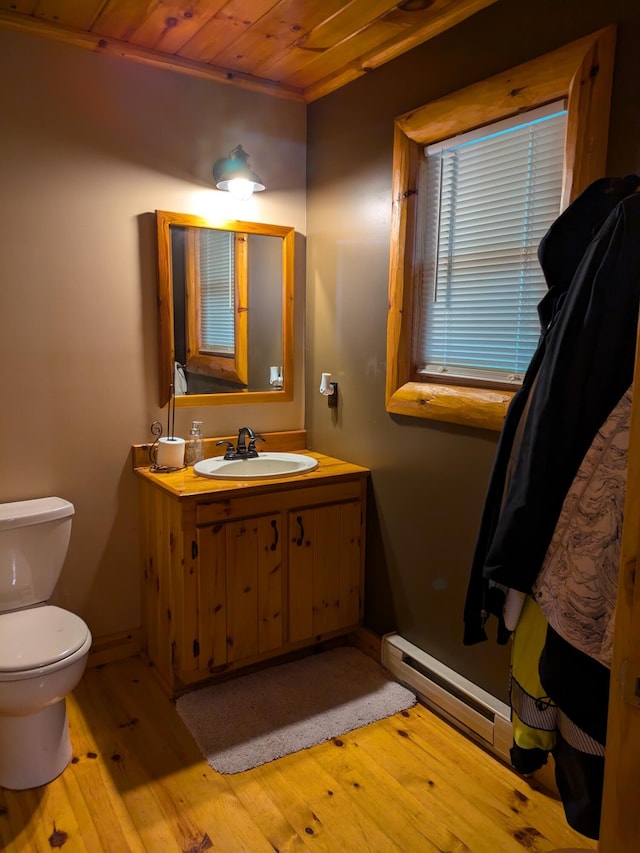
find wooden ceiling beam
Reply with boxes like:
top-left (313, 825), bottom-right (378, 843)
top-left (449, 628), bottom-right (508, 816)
top-left (0, 10), bottom-right (306, 102)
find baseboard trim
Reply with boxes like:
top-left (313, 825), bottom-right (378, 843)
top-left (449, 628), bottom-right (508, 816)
top-left (348, 627), bottom-right (382, 661)
top-left (87, 628), bottom-right (144, 668)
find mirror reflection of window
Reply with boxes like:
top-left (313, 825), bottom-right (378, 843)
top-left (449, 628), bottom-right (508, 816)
top-left (177, 226), bottom-right (248, 392)
top-left (186, 227), bottom-right (248, 387)
top-left (198, 229), bottom-right (236, 356)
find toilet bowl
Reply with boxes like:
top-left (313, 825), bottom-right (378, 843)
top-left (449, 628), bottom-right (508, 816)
top-left (0, 498), bottom-right (92, 789)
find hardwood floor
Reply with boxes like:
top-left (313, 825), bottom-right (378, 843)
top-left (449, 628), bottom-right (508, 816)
top-left (0, 655), bottom-right (595, 852)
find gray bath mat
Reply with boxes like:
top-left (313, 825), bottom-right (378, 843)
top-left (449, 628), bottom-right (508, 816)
top-left (175, 646), bottom-right (417, 774)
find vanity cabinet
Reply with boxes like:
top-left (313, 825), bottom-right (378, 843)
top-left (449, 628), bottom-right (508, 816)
top-left (135, 450), bottom-right (369, 696)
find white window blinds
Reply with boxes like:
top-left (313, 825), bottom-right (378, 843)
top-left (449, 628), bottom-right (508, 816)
top-left (416, 102), bottom-right (567, 385)
top-left (199, 230), bottom-right (235, 355)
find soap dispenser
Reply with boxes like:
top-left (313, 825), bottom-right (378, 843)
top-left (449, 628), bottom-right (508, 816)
top-left (185, 420), bottom-right (204, 466)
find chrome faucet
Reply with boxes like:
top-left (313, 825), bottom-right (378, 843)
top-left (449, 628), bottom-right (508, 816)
top-left (216, 426), bottom-right (265, 460)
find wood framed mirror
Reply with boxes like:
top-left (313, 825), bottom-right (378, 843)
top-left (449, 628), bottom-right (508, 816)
top-left (156, 210), bottom-right (294, 407)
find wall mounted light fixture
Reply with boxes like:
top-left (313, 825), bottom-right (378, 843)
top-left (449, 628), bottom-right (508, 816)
top-left (213, 144), bottom-right (266, 201)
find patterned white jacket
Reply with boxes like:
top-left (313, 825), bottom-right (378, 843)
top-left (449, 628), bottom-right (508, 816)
top-left (532, 387), bottom-right (632, 668)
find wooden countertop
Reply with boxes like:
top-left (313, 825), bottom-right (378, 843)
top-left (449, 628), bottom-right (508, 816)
top-left (134, 451), bottom-right (369, 501)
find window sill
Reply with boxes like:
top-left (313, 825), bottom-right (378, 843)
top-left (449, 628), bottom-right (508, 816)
top-left (386, 381), bottom-right (513, 431)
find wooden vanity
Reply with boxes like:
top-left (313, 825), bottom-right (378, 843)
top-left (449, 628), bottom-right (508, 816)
top-left (134, 441), bottom-right (369, 697)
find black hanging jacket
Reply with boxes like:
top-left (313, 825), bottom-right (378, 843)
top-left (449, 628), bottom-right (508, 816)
top-left (463, 175), bottom-right (640, 645)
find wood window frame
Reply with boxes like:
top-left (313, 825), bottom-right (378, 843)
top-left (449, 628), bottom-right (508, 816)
top-left (185, 229), bottom-right (249, 387)
top-left (386, 27), bottom-right (616, 431)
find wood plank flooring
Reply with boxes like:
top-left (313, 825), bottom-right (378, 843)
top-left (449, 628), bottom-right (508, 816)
top-left (0, 655), bottom-right (595, 852)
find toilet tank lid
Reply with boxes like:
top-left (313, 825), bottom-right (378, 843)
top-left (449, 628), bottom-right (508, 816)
top-left (0, 497), bottom-right (74, 530)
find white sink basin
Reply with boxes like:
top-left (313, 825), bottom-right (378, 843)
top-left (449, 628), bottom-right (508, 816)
top-left (193, 452), bottom-right (319, 480)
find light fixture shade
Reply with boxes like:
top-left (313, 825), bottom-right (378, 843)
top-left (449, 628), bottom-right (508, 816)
top-left (213, 144), bottom-right (265, 199)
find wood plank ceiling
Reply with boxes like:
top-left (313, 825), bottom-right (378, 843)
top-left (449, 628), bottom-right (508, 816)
top-left (0, 0), bottom-right (497, 102)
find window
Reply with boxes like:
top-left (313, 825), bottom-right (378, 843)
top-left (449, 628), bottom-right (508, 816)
top-left (417, 102), bottom-right (567, 388)
top-left (386, 28), bottom-right (616, 430)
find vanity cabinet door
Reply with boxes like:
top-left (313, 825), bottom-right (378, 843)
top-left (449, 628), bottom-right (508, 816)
top-left (196, 512), bottom-right (283, 674)
top-left (288, 500), bottom-right (362, 644)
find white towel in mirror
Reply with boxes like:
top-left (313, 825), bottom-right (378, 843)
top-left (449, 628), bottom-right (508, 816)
top-left (174, 362), bottom-right (188, 395)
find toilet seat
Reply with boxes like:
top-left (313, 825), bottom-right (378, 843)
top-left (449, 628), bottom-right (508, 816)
top-left (0, 605), bottom-right (91, 679)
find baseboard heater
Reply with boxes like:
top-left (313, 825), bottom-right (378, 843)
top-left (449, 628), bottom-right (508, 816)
top-left (381, 633), bottom-right (512, 762)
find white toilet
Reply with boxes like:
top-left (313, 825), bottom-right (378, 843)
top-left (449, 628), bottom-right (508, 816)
top-left (0, 496), bottom-right (92, 790)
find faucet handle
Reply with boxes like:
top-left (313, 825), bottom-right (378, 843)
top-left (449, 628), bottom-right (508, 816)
top-left (216, 440), bottom-right (236, 460)
top-left (247, 434), bottom-right (266, 456)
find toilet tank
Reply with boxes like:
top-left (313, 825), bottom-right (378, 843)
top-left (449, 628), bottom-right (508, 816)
top-left (0, 497), bottom-right (74, 612)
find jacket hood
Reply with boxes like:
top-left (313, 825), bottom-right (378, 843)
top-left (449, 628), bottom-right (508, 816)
top-left (536, 174), bottom-right (640, 328)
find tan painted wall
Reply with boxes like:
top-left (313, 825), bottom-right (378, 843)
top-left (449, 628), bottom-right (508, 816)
top-left (2, 1), bottom-right (638, 703)
top-left (0, 30), bottom-right (306, 639)
top-left (305, 0), bottom-right (640, 700)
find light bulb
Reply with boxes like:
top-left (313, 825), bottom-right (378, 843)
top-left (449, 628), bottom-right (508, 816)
top-left (227, 178), bottom-right (255, 201)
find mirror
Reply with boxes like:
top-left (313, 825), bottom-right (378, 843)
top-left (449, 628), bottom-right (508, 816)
top-left (156, 210), bottom-right (294, 407)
